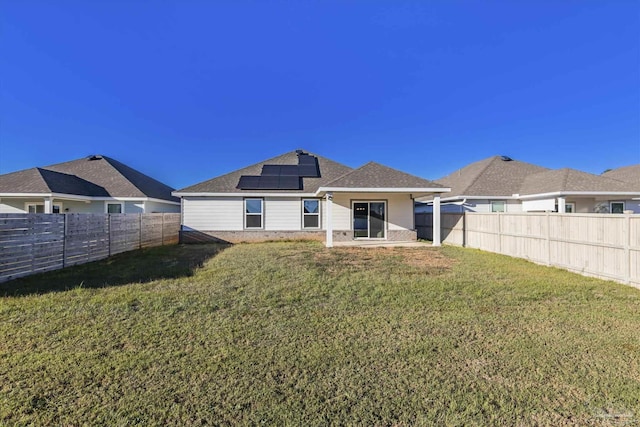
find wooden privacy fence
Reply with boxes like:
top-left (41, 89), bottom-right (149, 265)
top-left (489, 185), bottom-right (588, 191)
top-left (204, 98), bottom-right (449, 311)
top-left (0, 213), bottom-right (181, 283)
top-left (416, 212), bottom-right (640, 288)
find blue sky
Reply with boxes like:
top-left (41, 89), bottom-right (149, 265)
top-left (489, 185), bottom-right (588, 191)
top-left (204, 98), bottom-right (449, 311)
top-left (1, 1), bottom-right (638, 189)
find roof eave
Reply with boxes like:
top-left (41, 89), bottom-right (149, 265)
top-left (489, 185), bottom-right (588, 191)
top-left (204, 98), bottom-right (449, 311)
top-left (316, 187), bottom-right (450, 196)
top-left (518, 191), bottom-right (640, 200)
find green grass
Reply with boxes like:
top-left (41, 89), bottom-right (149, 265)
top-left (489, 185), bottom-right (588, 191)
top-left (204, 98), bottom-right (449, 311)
top-left (1, 242), bottom-right (638, 426)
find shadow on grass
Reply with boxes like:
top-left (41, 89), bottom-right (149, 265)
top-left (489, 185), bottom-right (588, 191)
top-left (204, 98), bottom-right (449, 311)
top-left (0, 243), bottom-right (230, 297)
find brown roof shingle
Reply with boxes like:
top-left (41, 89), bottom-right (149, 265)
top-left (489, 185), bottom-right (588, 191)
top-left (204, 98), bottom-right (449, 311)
top-left (520, 168), bottom-right (638, 195)
top-left (0, 155), bottom-right (178, 202)
top-left (323, 162), bottom-right (445, 189)
top-left (601, 164), bottom-right (640, 188)
top-left (437, 156), bottom-right (549, 197)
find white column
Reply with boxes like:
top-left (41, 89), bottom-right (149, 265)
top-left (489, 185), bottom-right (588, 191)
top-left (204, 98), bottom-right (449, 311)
top-left (43, 197), bottom-right (53, 214)
top-left (325, 192), bottom-right (333, 248)
top-left (432, 195), bottom-right (441, 246)
top-left (557, 197), bottom-right (566, 213)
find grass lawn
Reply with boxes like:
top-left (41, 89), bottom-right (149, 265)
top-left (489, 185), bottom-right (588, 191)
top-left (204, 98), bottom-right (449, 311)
top-left (1, 242), bottom-right (639, 425)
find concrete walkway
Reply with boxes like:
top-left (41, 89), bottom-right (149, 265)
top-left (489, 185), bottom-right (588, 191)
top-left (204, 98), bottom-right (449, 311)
top-left (332, 240), bottom-right (433, 248)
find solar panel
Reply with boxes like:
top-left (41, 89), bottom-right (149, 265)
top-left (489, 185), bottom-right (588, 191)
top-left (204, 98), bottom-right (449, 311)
top-left (261, 165), bottom-right (281, 176)
top-left (278, 176), bottom-right (302, 189)
top-left (280, 165), bottom-right (300, 176)
top-left (237, 176), bottom-right (261, 189)
top-left (237, 154), bottom-right (319, 190)
top-left (298, 154), bottom-right (316, 165)
top-left (298, 164), bottom-right (320, 178)
top-left (259, 176), bottom-right (279, 188)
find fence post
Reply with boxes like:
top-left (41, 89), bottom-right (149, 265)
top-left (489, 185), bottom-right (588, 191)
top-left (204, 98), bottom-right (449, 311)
top-left (62, 213), bottom-right (68, 268)
top-left (161, 214), bottom-right (165, 245)
top-left (107, 214), bottom-right (112, 257)
top-left (546, 212), bottom-right (551, 266)
top-left (624, 213), bottom-right (631, 284)
top-left (139, 214), bottom-right (142, 250)
top-left (497, 212), bottom-right (502, 253)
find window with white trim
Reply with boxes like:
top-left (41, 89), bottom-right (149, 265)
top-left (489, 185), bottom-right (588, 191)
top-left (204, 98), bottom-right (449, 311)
top-left (565, 203), bottom-right (575, 213)
top-left (490, 200), bottom-right (506, 213)
top-left (302, 199), bottom-right (320, 229)
top-left (610, 201), bottom-right (625, 214)
top-left (106, 203), bottom-right (123, 214)
top-left (245, 198), bottom-right (263, 228)
top-left (26, 203), bottom-right (62, 213)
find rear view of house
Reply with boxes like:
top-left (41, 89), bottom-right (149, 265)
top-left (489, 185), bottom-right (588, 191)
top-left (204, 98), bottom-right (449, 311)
top-left (0, 155), bottom-right (180, 214)
top-left (173, 150), bottom-right (450, 246)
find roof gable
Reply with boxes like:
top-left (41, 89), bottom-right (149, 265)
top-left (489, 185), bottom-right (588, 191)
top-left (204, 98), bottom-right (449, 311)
top-left (323, 162), bottom-right (445, 189)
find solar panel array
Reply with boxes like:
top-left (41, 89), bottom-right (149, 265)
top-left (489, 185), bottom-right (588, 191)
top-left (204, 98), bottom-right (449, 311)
top-left (236, 153), bottom-right (320, 190)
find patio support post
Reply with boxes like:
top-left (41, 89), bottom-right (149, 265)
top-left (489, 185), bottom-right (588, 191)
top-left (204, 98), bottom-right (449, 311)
top-left (557, 197), bottom-right (566, 213)
top-left (43, 197), bottom-right (53, 214)
top-left (433, 195), bottom-right (441, 246)
top-left (325, 192), bottom-right (333, 248)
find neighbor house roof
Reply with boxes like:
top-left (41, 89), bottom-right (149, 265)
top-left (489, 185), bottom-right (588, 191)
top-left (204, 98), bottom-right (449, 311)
top-left (320, 162), bottom-right (446, 191)
top-left (519, 168), bottom-right (637, 195)
top-left (601, 164), bottom-right (640, 187)
top-left (175, 150), bottom-right (354, 194)
top-left (0, 155), bottom-right (178, 202)
top-left (436, 156), bottom-right (550, 198)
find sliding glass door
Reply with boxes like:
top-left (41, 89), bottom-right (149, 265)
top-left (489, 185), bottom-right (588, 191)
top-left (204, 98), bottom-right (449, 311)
top-left (353, 201), bottom-right (386, 239)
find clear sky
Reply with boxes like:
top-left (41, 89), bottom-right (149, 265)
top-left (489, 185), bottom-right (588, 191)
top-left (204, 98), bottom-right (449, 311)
top-left (1, 1), bottom-right (639, 189)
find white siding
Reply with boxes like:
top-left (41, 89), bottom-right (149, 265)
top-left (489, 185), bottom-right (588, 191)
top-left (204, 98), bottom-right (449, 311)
top-left (522, 198), bottom-right (555, 212)
top-left (0, 199), bottom-right (27, 213)
top-left (125, 201), bottom-right (144, 214)
top-left (182, 197), bottom-right (243, 230)
top-left (265, 197), bottom-right (302, 230)
top-left (145, 200), bottom-right (180, 213)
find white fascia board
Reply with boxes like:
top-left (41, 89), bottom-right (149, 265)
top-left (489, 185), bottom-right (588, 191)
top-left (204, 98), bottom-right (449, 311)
top-left (172, 192), bottom-right (317, 198)
top-left (0, 192), bottom-right (54, 198)
top-left (0, 192), bottom-right (92, 202)
top-left (416, 195), bottom-right (518, 203)
top-left (518, 191), bottom-right (640, 200)
top-left (0, 193), bottom-right (180, 205)
top-left (316, 187), bottom-right (450, 195)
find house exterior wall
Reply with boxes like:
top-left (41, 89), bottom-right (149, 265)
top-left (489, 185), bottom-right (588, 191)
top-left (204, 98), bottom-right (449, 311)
top-left (180, 192), bottom-right (418, 243)
top-left (0, 198), bottom-right (104, 213)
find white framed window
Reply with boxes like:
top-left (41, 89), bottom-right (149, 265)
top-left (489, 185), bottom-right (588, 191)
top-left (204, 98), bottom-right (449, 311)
top-left (106, 202), bottom-right (124, 214)
top-left (25, 203), bottom-right (62, 214)
top-left (302, 199), bottom-right (320, 229)
top-left (490, 200), bottom-right (506, 213)
top-left (244, 198), bottom-right (263, 229)
top-left (610, 201), bottom-right (625, 214)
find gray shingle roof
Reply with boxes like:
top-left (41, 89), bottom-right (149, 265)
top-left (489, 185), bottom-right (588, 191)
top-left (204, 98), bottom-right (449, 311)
top-left (176, 150), bottom-right (354, 193)
top-left (0, 155), bottom-right (178, 202)
top-left (520, 168), bottom-right (638, 195)
top-left (601, 164), bottom-right (640, 188)
top-left (437, 156), bottom-right (549, 197)
top-left (323, 162), bottom-right (445, 189)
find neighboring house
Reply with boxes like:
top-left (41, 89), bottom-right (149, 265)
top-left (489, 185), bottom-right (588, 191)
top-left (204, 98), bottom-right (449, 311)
top-left (0, 155), bottom-right (180, 214)
top-left (417, 156), bottom-right (640, 213)
top-left (173, 150), bottom-right (449, 246)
